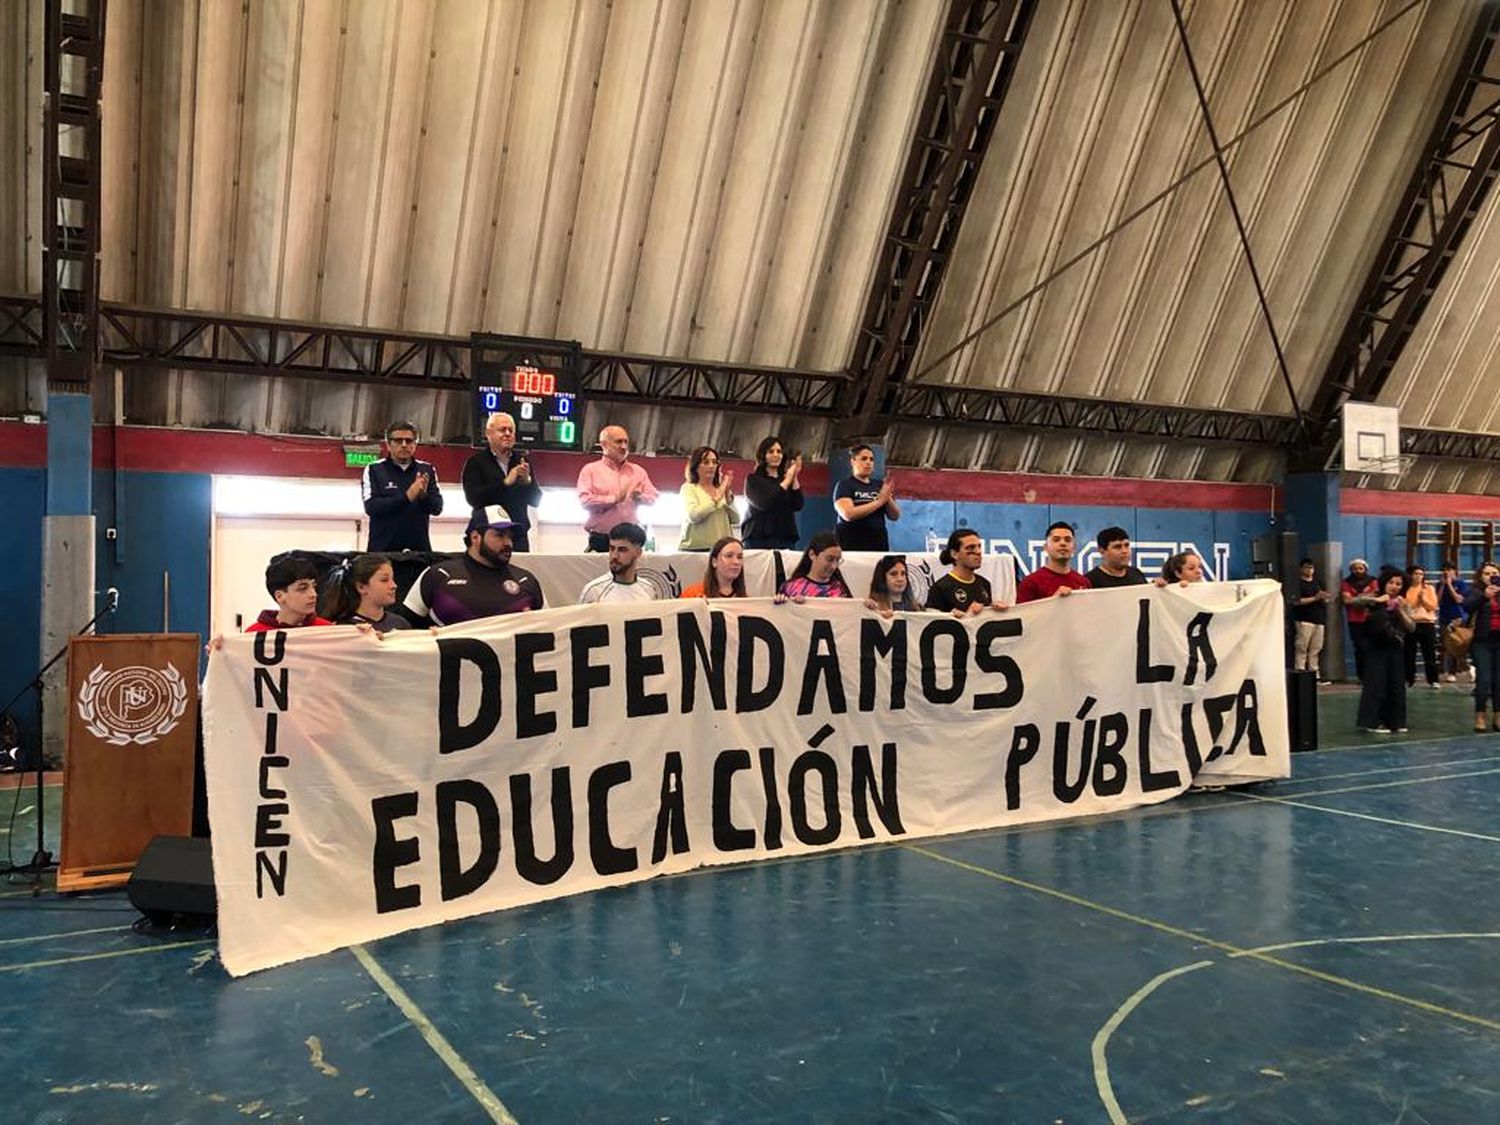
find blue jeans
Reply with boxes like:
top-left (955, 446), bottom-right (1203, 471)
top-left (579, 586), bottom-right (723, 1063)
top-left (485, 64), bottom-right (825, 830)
top-left (1473, 638), bottom-right (1500, 713)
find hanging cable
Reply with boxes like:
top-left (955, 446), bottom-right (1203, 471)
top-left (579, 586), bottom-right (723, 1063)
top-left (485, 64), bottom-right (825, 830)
top-left (908, 0), bottom-right (1422, 399)
top-left (1167, 0), bottom-right (1307, 436)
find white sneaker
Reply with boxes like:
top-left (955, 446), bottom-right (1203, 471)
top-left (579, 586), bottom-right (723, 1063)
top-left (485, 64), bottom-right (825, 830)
top-left (1393, 727), bottom-right (1410, 733)
top-left (1429, 682), bottom-right (1442, 690)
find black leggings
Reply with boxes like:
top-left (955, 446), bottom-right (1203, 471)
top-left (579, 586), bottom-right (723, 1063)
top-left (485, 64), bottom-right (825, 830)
top-left (1404, 621), bottom-right (1438, 685)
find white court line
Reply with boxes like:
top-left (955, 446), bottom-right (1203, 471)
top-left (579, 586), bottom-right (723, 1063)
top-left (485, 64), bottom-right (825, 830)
top-left (351, 944), bottom-right (518, 1124)
top-left (1278, 753), bottom-right (1500, 787)
top-left (1280, 766), bottom-right (1500, 800)
top-left (1093, 933), bottom-right (1500, 1124)
top-left (1233, 792), bottom-right (1500, 843)
top-left (1092, 960), bottom-right (1214, 1124)
top-left (1233, 932), bottom-right (1500, 957)
top-left (0, 925), bottom-right (125, 947)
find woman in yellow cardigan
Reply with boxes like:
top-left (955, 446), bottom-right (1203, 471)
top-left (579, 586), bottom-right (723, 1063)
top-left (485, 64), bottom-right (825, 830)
top-left (679, 445), bottom-right (739, 551)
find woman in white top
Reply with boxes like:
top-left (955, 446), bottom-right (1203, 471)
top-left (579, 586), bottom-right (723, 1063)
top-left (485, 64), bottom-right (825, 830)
top-left (679, 445), bottom-right (738, 551)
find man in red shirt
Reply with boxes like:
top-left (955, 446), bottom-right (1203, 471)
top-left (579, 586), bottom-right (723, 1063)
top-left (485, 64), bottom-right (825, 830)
top-left (245, 556), bottom-right (334, 632)
top-left (1340, 558), bottom-right (1377, 682)
top-left (1017, 521), bottom-right (1092, 603)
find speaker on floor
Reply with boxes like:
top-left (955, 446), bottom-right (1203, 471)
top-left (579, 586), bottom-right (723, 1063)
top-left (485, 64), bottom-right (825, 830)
top-left (127, 835), bottom-right (216, 924)
top-left (1286, 668), bottom-right (1318, 752)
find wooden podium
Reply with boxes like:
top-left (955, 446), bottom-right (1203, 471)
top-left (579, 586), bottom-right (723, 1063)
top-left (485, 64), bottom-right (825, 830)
top-left (58, 634), bottom-right (200, 892)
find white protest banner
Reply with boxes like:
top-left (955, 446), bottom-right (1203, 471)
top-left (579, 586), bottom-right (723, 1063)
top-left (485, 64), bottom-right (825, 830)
top-left (203, 580), bottom-right (1287, 976)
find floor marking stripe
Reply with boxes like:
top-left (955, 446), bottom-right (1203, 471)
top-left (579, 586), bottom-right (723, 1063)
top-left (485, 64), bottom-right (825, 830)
top-left (1233, 932), bottom-right (1500, 957)
top-left (1298, 733), bottom-right (1476, 755)
top-left (1282, 765), bottom-right (1500, 799)
top-left (1092, 961), bottom-right (1214, 1124)
top-left (351, 944), bottom-right (518, 1125)
top-left (904, 845), bottom-right (1500, 1034)
top-left (1093, 933), bottom-right (1500, 1124)
top-left (0, 940), bottom-right (213, 973)
top-left (0, 924), bottom-right (125, 947)
top-left (1232, 792), bottom-right (1500, 842)
top-left (1277, 753), bottom-right (1500, 787)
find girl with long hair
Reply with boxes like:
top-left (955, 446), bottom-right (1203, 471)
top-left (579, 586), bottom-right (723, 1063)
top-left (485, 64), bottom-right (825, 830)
top-left (866, 554), bottom-right (920, 616)
top-left (319, 554), bottom-right (410, 632)
top-left (780, 531), bottom-right (851, 599)
top-left (742, 435), bottom-right (804, 550)
top-left (1464, 561), bottom-right (1500, 731)
top-left (681, 536), bottom-right (748, 599)
top-left (1354, 566), bottom-right (1412, 734)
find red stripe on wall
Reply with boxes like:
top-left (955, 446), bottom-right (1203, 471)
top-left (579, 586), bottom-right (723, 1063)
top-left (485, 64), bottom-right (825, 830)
top-left (0, 420), bottom-right (1280, 511)
top-left (1342, 488), bottom-right (1500, 519)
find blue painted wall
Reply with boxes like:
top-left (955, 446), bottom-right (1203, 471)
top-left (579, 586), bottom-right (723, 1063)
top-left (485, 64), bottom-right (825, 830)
top-left (93, 470), bottom-right (213, 657)
top-left (0, 468), bottom-right (47, 748)
top-left (882, 499), bottom-right (1277, 580)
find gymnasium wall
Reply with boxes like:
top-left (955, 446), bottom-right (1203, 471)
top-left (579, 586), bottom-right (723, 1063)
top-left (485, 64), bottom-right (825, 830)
top-left (3, 421), bottom-right (1497, 741)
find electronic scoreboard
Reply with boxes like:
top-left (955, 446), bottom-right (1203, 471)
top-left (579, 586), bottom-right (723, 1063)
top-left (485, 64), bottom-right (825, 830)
top-left (470, 334), bottom-right (586, 452)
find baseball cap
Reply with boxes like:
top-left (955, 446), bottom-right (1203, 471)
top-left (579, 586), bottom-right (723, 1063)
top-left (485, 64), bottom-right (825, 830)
top-left (468, 504), bottom-right (516, 534)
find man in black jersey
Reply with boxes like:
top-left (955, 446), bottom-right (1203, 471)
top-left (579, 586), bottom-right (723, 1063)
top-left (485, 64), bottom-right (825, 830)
top-left (404, 505), bottom-right (544, 625)
top-left (1084, 526), bottom-right (1147, 588)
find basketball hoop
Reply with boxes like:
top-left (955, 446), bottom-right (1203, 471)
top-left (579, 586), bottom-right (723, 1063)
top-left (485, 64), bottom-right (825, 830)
top-left (1355, 452), bottom-right (1419, 478)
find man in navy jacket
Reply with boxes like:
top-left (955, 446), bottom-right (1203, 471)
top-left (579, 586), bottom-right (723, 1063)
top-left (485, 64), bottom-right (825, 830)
top-left (363, 421), bottom-right (444, 551)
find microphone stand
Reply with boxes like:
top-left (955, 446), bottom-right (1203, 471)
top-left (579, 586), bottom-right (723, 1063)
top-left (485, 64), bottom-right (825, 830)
top-left (1, 591), bottom-right (118, 891)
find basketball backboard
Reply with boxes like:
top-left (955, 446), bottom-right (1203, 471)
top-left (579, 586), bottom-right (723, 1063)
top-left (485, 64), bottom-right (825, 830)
top-left (1341, 402), bottom-right (1405, 475)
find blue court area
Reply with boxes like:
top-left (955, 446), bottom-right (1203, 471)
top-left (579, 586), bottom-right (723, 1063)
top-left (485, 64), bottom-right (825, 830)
top-left (3, 726), bottom-right (1499, 1123)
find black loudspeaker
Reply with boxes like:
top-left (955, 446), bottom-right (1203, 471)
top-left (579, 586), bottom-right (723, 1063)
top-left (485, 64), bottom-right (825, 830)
top-left (127, 836), bottom-right (216, 923)
top-left (1286, 669), bottom-right (1319, 752)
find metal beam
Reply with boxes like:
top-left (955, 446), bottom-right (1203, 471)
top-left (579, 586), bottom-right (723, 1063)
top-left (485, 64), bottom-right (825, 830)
top-left (1404, 426), bottom-right (1500, 463)
top-left (883, 381), bottom-right (1306, 447)
top-left (1307, 1), bottom-right (1500, 443)
top-left (16, 295), bottom-right (1500, 462)
top-left (841, 0), bottom-right (1037, 439)
top-left (41, 0), bottom-right (106, 392)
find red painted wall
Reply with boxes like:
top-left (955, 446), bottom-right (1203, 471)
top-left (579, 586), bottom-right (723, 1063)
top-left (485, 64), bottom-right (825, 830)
top-left (0, 421), bottom-right (1302, 511)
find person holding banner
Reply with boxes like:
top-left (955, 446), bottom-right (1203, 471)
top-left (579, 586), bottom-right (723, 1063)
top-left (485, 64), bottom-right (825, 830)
top-left (926, 531), bottom-right (1004, 616)
top-left (780, 532), bottom-right (852, 599)
top-left (1016, 522), bottom-right (1091, 602)
top-left (1161, 551), bottom-right (1205, 585)
top-left (742, 436), bottom-right (803, 550)
top-left (404, 505), bottom-right (544, 625)
top-left (866, 555), bottom-right (920, 616)
top-left (245, 556), bottom-right (335, 632)
top-left (1084, 527), bottom-right (1147, 588)
top-left (1355, 566), bottom-right (1413, 734)
top-left (681, 536), bottom-right (748, 599)
top-left (320, 554), bottom-right (410, 633)
top-left (678, 446), bottom-right (739, 551)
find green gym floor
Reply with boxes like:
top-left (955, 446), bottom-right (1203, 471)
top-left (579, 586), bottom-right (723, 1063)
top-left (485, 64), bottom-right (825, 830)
top-left (2, 682), bottom-right (1497, 1123)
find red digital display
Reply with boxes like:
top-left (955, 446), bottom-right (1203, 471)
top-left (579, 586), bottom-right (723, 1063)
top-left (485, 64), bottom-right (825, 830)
top-left (510, 366), bottom-right (556, 396)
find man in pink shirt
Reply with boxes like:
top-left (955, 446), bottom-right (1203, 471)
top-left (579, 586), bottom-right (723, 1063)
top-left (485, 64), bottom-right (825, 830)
top-left (1017, 521), bottom-right (1092, 602)
top-left (576, 424), bottom-right (660, 551)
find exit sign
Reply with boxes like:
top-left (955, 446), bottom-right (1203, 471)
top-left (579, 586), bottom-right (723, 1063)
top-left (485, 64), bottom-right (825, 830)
top-left (344, 445), bottom-right (381, 468)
